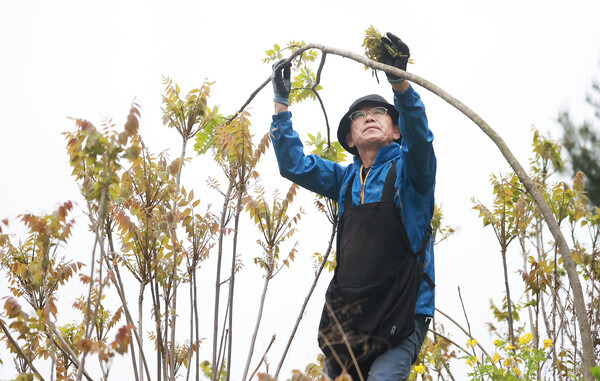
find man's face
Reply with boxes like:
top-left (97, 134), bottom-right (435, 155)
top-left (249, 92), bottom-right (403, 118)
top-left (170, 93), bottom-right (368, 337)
top-left (346, 105), bottom-right (401, 154)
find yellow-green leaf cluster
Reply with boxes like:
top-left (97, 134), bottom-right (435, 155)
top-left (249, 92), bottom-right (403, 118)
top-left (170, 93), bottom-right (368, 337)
top-left (162, 77), bottom-right (216, 144)
top-left (362, 25), bottom-right (413, 72)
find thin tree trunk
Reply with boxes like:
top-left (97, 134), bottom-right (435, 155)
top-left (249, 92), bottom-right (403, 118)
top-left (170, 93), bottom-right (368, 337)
top-left (139, 282), bottom-right (146, 381)
top-left (169, 280), bottom-right (177, 380)
top-left (194, 269), bottom-right (200, 381)
top-left (212, 181), bottom-right (234, 381)
top-left (186, 273), bottom-right (195, 381)
top-left (226, 185), bottom-right (245, 381)
top-left (520, 231), bottom-right (537, 347)
top-left (501, 244), bottom-right (516, 347)
top-left (150, 274), bottom-right (164, 381)
top-left (241, 260), bottom-right (273, 381)
top-left (168, 140), bottom-right (187, 381)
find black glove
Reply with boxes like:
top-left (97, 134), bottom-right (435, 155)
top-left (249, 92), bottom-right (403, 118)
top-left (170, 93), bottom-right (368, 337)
top-left (271, 58), bottom-right (291, 105)
top-left (379, 32), bottom-right (410, 83)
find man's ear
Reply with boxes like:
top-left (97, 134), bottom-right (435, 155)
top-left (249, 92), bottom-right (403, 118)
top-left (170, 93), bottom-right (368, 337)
top-left (346, 133), bottom-right (355, 148)
top-left (393, 124), bottom-right (402, 140)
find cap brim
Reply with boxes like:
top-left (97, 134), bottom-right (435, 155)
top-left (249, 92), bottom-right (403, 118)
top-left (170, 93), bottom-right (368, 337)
top-left (337, 100), bottom-right (401, 156)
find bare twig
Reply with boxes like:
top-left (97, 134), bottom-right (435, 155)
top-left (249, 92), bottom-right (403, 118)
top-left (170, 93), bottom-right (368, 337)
top-left (249, 334), bottom-right (276, 380)
top-left (428, 328), bottom-right (471, 358)
top-left (457, 287), bottom-right (472, 337)
top-left (324, 301), bottom-right (364, 381)
top-left (435, 308), bottom-right (491, 359)
top-left (317, 331), bottom-right (346, 379)
top-left (457, 286), bottom-right (478, 357)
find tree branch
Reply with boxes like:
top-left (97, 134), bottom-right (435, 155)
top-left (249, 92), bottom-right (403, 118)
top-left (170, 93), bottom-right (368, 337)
top-left (0, 319), bottom-right (45, 381)
top-left (249, 334), bottom-right (276, 380)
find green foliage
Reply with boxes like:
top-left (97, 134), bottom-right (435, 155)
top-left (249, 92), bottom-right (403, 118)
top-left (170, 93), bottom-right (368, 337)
top-left (193, 111), bottom-right (222, 155)
top-left (0, 203), bottom-right (84, 374)
top-left (463, 335), bottom-right (550, 381)
top-left (472, 173), bottom-right (533, 248)
top-left (362, 25), bottom-right (385, 62)
top-left (65, 103), bottom-right (141, 204)
top-left (162, 77), bottom-right (217, 144)
top-left (530, 129), bottom-right (563, 178)
top-left (0, 203), bottom-right (82, 310)
top-left (431, 203), bottom-right (456, 245)
top-left (305, 132), bottom-right (346, 163)
top-left (465, 129), bottom-right (600, 379)
top-left (113, 148), bottom-right (179, 286)
top-left (247, 184), bottom-right (302, 270)
top-left (305, 132), bottom-right (344, 228)
top-left (488, 297), bottom-right (522, 331)
top-left (362, 25), bottom-right (412, 73)
top-left (559, 73), bottom-right (600, 206)
top-left (312, 250), bottom-right (336, 274)
top-left (15, 374), bottom-right (34, 381)
top-left (263, 41), bottom-right (323, 106)
top-left (199, 360), bottom-right (227, 381)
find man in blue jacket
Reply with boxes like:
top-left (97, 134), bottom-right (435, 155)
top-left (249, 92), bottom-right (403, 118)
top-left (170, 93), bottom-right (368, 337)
top-left (270, 33), bottom-right (435, 380)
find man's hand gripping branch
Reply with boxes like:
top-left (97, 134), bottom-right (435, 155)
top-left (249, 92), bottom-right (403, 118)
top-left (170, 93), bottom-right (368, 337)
top-left (272, 59), bottom-right (291, 114)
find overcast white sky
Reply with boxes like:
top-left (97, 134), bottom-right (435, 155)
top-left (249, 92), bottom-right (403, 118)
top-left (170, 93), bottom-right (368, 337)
top-left (1, 0), bottom-right (599, 379)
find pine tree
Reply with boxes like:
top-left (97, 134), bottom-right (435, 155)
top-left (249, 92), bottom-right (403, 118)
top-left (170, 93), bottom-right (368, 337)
top-left (559, 73), bottom-right (600, 206)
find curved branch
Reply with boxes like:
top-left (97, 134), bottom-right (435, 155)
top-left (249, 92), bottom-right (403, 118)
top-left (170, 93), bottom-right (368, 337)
top-left (312, 53), bottom-right (331, 145)
top-left (236, 41), bottom-right (594, 380)
top-left (290, 43), bottom-right (594, 380)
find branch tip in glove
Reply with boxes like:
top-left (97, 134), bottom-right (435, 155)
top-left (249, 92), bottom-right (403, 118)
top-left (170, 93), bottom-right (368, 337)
top-left (379, 32), bottom-right (410, 83)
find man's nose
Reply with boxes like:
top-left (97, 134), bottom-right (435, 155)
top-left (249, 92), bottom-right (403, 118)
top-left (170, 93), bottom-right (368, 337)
top-left (364, 112), bottom-right (376, 122)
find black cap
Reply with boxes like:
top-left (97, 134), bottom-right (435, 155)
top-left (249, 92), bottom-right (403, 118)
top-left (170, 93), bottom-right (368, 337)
top-left (337, 94), bottom-right (400, 156)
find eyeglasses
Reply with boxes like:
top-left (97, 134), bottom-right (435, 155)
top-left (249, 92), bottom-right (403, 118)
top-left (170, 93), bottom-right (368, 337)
top-left (348, 106), bottom-right (389, 122)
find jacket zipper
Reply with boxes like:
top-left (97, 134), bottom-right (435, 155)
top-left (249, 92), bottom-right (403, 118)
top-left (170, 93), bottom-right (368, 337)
top-left (360, 165), bottom-right (371, 204)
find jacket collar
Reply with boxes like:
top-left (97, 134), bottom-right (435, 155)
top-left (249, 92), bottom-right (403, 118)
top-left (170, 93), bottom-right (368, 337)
top-left (352, 142), bottom-right (401, 168)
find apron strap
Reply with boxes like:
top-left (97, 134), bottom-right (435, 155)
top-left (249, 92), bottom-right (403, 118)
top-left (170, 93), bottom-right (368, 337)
top-left (344, 162), bottom-right (398, 211)
top-left (380, 162), bottom-right (397, 203)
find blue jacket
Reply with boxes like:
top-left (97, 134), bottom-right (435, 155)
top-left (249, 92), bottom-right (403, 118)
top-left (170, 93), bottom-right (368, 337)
top-left (270, 85), bottom-right (436, 317)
